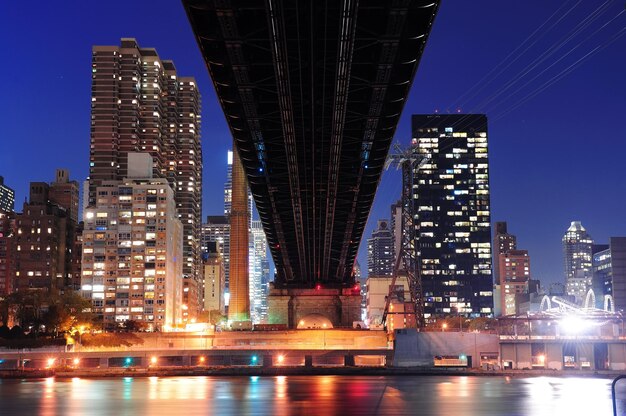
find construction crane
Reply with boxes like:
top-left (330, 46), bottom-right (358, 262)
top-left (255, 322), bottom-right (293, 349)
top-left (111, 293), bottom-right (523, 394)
top-left (381, 141), bottom-right (429, 329)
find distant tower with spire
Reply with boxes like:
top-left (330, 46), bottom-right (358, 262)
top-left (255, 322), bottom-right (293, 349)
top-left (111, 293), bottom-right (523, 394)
top-left (563, 221), bottom-right (593, 301)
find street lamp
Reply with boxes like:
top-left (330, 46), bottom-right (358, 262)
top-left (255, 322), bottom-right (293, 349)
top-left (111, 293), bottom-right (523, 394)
top-left (442, 323), bottom-right (448, 332)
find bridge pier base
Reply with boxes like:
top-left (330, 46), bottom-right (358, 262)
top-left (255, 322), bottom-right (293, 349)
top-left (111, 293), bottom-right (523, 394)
top-left (267, 287), bottom-right (361, 329)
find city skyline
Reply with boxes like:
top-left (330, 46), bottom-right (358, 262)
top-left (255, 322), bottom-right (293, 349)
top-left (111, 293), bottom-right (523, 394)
top-left (1, 1), bottom-right (626, 288)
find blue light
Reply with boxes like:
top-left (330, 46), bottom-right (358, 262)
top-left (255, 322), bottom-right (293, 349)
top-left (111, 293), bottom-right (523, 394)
top-left (250, 376), bottom-right (259, 383)
top-left (459, 354), bottom-right (466, 360)
top-left (251, 355), bottom-right (258, 363)
top-left (125, 357), bottom-right (132, 366)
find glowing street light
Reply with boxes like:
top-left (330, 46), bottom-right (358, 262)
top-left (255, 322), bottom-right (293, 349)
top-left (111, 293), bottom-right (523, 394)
top-left (277, 354), bottom-right (285, 365)
top-left (46, 358), bottom-right (56, 368)
top-left (150, 356), bottom-right (158, 365)
top-left (73, 358), bottom-right (80, 366)
top-left (442, 323), bottom-right (448, 332)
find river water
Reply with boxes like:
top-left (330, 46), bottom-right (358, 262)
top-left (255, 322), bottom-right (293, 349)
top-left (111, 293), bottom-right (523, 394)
top-left (0, 375), bottom-right (621, 415)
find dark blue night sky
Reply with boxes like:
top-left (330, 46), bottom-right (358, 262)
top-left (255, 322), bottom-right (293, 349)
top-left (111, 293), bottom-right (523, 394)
top-left (1, 1), bottom-right (625, 287)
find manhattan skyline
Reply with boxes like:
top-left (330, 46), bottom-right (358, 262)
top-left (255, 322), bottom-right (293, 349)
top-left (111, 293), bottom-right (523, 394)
top-left (1, 1), bottom-right (625, 287)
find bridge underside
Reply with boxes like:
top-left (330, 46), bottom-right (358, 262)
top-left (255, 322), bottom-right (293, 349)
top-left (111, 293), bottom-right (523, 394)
top-left (183, 0), bottom-right (439, 288)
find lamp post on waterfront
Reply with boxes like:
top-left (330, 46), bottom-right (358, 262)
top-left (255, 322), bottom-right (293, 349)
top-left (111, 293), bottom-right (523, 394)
top-left (442, 323), bottom-right (447, 332)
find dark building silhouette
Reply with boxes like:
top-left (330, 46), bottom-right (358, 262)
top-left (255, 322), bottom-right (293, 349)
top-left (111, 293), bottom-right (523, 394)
top-left (13, 176), bottom-right (80, 291)
top-left (0, 212), bottom-right (16, 295)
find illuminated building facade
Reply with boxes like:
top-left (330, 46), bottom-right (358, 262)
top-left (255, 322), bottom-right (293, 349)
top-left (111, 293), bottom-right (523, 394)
top-left (563, 221), bottom-right (593, 301)
top-left (13, 172), bottom-right (80, 291)
top-left (367, 220), bottom-right (394, 277)
top-left (88, 38), bottom-right (202, 320)
top-left (498, 250), bottom-right (531, 315)
top-left (493, 222), bottom-right (531, 316)
top-left (81, 168), bottom-right (183, 331)
top-left (249, 220), bottom-right (269, 323)
top-left (0, 176), bottom-right (15, 214)
top-left (412, 114), bottom-right (493, 320)
top-left (493, 222), bottom-right (516, 283)
top-left (201, 216), bottom-right (229, 279)
top-left (203, 242), bottom-right (225, 314)
top-left (0, 177), bottom-right (16, 293)
top-left (593, 237), bottom-right (626, 312)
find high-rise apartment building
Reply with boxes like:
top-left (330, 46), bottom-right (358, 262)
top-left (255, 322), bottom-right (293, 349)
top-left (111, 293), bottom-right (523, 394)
top-left (250, 220), bottom-right (269, 324)
top-left (88, 38), bottom-right (202, 320)
top-left (563, 221), bottom-right (593, 301)
top-left (81, 168), bottom-right (183, 331)
top-left (0, 177), bottom-right (15, 214)
top-left (412, 114), bottom-right (493, 320)
top-left (367, 220), bottom-right (394, 277)
top-left (201, 216), bottom-right (229, 261)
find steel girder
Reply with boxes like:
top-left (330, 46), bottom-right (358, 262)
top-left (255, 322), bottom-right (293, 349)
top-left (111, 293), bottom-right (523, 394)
top-left (183, 0), bottom-right (440, 288)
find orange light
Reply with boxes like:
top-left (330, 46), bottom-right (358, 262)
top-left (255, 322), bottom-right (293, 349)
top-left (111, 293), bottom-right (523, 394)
top-left (322, 323), bottom-right (327, 328)
top-left (199, 356), bottom-right (206, 363)
top-left (150, 356), bottom-right (158, 365)
top-left (277, 354), bottom-right (285, 364)
top-left (299, 320), bottom-right (305, 326)
top-left (538, 354), bottom-right (545, 363)
top-left (73, 358), bottom-right (80, 366)
top-left (46, 358), bottom-right (55, 368)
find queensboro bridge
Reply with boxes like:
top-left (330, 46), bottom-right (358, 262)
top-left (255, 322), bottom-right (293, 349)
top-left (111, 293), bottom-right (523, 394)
top-left (183, 0), bottom-right (439, 327)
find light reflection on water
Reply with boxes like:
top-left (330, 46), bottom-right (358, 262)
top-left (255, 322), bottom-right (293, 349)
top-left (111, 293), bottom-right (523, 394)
top-left (0, 375), bottom-right (617, 415)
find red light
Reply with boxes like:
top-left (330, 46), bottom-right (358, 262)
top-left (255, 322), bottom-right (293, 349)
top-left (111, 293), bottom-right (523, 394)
top-left (353, 284), bottom-right (360, 291)
top-left (315, 284), bottom-right (321, 291)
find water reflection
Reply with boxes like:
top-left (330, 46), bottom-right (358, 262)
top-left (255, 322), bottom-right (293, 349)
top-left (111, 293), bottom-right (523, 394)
top-left (0, 375), bottom-right (615, 415)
